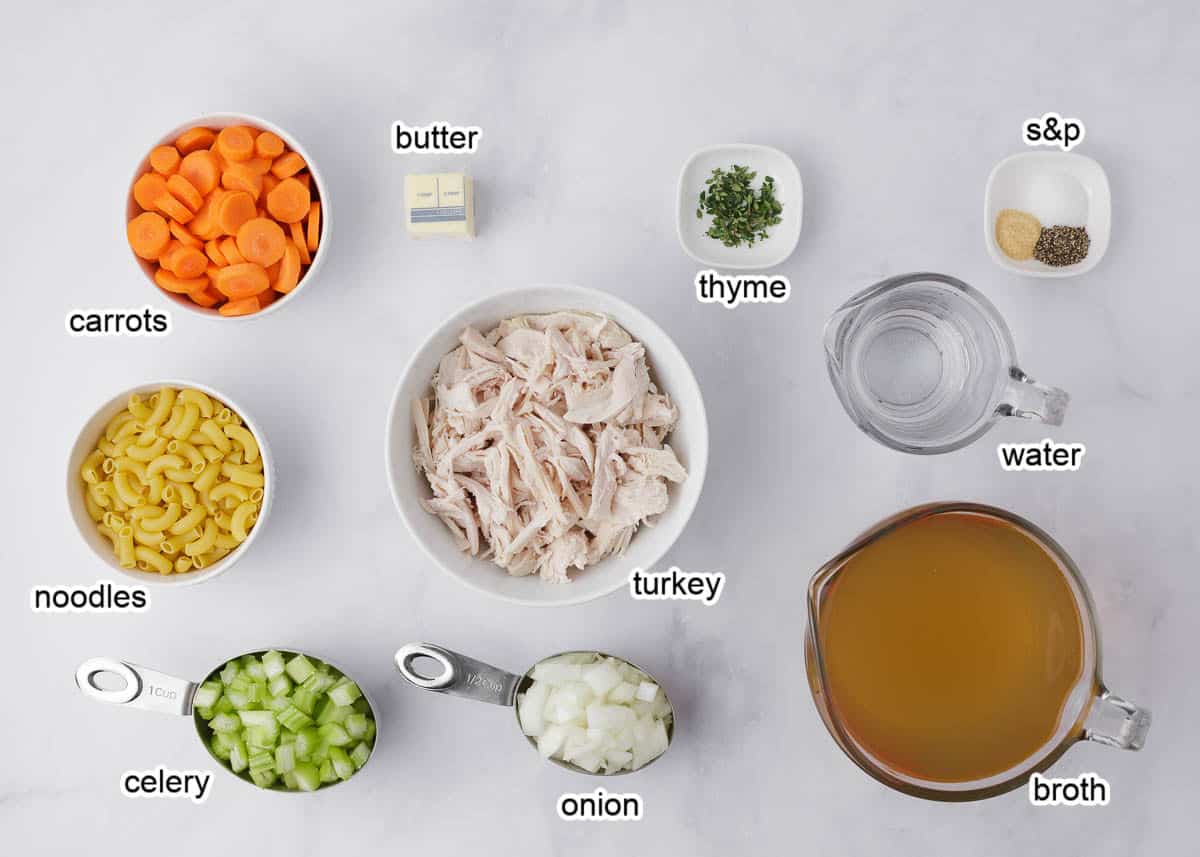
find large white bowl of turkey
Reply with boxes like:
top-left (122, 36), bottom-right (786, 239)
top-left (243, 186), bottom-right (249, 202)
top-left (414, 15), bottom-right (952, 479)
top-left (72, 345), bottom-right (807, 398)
top-left (385, 285), bottom-right (708, 607)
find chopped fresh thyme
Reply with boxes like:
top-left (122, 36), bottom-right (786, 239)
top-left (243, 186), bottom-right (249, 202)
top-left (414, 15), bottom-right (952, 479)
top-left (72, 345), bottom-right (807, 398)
top-left (696, 165), bottom-right (783, 248)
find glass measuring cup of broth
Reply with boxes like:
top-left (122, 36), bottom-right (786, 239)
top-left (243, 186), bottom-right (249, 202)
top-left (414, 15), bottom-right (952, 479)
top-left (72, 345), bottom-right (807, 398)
top-left (804, 503), bottom-right (1150, 801)
top-left (824, 273), bottom-right (1069, 454)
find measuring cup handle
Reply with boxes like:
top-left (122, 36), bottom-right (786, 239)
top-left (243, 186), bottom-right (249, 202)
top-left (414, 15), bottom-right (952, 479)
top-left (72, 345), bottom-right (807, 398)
top-left (394, 643), bottom-right (522, 707)
top-left (1083, 689), bottom-right (1151, 750)
top-left (75, 657), bottom-right (195, 717)
top-left (998, 368), bottom-right (1069, 426)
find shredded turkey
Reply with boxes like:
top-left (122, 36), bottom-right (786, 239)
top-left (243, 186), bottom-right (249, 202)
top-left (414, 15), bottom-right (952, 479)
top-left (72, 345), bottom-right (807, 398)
top-left (413, 311), bottom-right (686, 583)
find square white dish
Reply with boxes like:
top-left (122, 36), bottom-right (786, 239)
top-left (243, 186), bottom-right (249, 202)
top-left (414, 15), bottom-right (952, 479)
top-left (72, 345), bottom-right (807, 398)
top-left (984, 151), bottom-right (1111, 278)
top-left (676, 143), bottom-right (802, 270)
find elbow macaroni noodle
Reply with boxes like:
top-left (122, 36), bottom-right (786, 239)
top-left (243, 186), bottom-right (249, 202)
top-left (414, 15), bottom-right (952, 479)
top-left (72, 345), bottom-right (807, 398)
top-left (80, 386), bottom-right (264, 574)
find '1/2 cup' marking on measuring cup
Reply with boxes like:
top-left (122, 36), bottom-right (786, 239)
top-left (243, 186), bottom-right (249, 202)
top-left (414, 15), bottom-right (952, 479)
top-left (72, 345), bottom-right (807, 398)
top-left (557, 788), bottom-right (643, 821)
top-left (1028, 772), bottom-right (1110, 806)
top-left (465, 672), bottom-right (504, 694)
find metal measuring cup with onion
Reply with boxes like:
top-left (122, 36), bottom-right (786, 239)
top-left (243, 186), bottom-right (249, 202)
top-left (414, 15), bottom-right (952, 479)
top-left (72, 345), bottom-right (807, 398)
top-left (394, 643), bottom-right (674, 776)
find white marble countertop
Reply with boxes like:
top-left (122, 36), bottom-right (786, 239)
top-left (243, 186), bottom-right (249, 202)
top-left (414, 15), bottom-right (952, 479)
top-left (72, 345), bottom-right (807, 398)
top-left (3, 1), bottom-right (1194, 853)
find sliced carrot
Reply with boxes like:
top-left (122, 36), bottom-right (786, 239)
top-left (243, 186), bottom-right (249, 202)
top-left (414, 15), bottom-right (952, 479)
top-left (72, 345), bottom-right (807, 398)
top-left (179, 150), bottom-right (219, 195)
top-left (159, 239), bottom-right (184, 271)
top-left (243, 157), bottom-right (273, 175)
top-left (169, 220), bottom-right (203, 249)
top-left (265, 260), bottom-right (281, 285)
top-left (215, 263), bottom-right (270, 299)
top-left (149, 145), bottom-right (181, 175)
top-left (175, 127), bottom-right (216, 154)
top-left (267, 177), bottom-right (310, 223)
top-left (221, 163), bottom-right (263, 200)
top-left (290, 222), bottom-right (311, 264)
top-left (261, 173), bottom-right (279, 197)
top-left (218, 296), bottom-right (261, 316)
top-left (215, 190), bottom-right (256, 235)
top-left (204, 239), bottom-right (228, 267)
top-left (216, 126), bottom-right (255, 162)
top-left (154, 191), bottom-right (193, 224)
top-left (255, 131), bottom-right (284, 159)
top-left (306, 201), bottom-right (321, 253)
top-left (294, 172), bottom-right (311, 190)
top-left (133, 173), bottom-right (169, 211)
top-left (220, 236), bottom-right (246, 265)
top-left (166, 174), bottom-right (203, 212)
top-left (155, 267), bottom-right (207, 294)
top-left (188, 286), bottom-right (220, 308)
top-left (274, 242), bottom-right (301, 293)
top-left (189, 194), bottom-right (223, 241)
top-left (236, 217), bottom-right (287, 266)
top-left (270, 151), bottom-right (306, 179)
top-left (257, 288), bottom-right (279, 308)
top-left (171, 246), bottom-right (207, 279)
top-left (127, 212), bottom-right (171, 260)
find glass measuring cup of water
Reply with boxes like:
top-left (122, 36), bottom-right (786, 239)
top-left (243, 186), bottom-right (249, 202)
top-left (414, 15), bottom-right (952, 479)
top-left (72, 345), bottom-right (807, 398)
top-left (824, 273), bottom-right (1068, 454)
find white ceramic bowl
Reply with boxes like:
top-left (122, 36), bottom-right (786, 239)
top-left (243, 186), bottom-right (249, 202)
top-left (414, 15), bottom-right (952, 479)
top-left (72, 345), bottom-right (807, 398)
top-left (385, 285), bottom-right (709, 607)
top-left (984, 151), bottom-right (1110, 278)
top-left (676, 143), bottom-right (803, 270)
top-left (126, 112), bottom-right (329, 319)
top-left (67, 380), bottom-right (275, 586)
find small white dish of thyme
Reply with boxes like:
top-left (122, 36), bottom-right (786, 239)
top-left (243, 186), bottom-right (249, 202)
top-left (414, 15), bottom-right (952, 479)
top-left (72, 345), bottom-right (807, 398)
top-left (676, 143), bottom-right (803, 271)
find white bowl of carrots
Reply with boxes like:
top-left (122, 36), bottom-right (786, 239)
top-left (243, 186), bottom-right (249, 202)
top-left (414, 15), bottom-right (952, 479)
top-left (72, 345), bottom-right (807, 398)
top-left (125, 113), bottom-right (327, 320)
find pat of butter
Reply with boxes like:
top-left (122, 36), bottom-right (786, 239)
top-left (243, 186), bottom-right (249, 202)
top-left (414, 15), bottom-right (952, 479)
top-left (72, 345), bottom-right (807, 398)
top-left (405, 173), bottom-right (475, 238)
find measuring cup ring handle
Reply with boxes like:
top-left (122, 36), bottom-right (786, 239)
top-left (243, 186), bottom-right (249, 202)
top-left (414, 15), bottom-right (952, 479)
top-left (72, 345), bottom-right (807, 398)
top-left (76, 657), bottom-right (141, 704)
top-left (394, 643), bottom-right (458, 689)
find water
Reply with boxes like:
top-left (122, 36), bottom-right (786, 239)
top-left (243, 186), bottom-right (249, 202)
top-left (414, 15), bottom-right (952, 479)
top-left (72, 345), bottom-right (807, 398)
top-left (829, 278), bottom-right (1012, 452)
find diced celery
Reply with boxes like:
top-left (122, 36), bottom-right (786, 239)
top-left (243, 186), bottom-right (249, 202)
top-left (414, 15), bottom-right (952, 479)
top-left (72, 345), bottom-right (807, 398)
top-left (214, 695), bottom-right (235, 715)
top-left (196, 707), bottom-right (213, 720)
top-left (248, 750), bottom-right (274, 772)
top-left (219, 661), bottom-right (240, 686)
top-left (262, 650), bottom-right (286, 680)
top-left (317, 703), bottom-right (353, 726)
top-left (328, 678), bottom-right (362, 707)
top-left (193, 681), bottom-right (222, 709)
top-left (229, 675), bottom-right (252, 693)
top-left (349, 742), bottom-right (370, 769)
top-left (318, 723), bottom-right (352, 748)
top-left (267, 673), bottom-right (292, 698)
top-left (310, 696), bottom-right (330, 723)
top-left (294, 727), bottom-right (320, 758)
top-left (293, 762), bottom-right (319, 792)
top-left (281, 771), bottom-right (298, 790)
top-left (229, 738), bottom-right (249, 773)
top-left (246, 727), bottom-right (278, 750)
top-left (277, 706), bottom-right (313, 732)
top-left (301, 671), bottom-right (335, 694)
top-left (238, 710), bottom-right (277, 730)
top-left (249, 769), bottom-right (277, 789)
top-left (210, 713), bottom-right (241, 733)
top-left (363, 719), bottom-right (376, 744)
top-left (213, 732), bottom-right (236, 753)
top-left (345, 713), bottom-right (369, 740)
top-left (210, 734), bottom-right (231, 761)
top-left (319, 759), bottom-right (336, 784)
top-left (285, 654), bottom-right (316, 684)
top-left (275, 743), bottom-right (296, 774)
top-left (310, 740), bottom-right (330, 763)
top-left (267, 694), bottom-right (291, 713)
top-left (243, 657), bottom-right (266, 681)
top-left (246, 682), bottom-right (263, 704)
top-left (292, 688), bottom-right (318, 716)
top-left (226, 689), bottom-right (250, 709)
top-left (278, 730), bottom-right (297, 746)
top-left (352, 697), bottom-right (371, 714)
top-left (329, 746), bottom-right (354, 780)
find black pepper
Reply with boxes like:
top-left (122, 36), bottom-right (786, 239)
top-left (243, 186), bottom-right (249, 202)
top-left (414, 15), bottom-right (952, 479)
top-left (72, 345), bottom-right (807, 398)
top-left (1034, 226), bottom-right (1090, 267)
